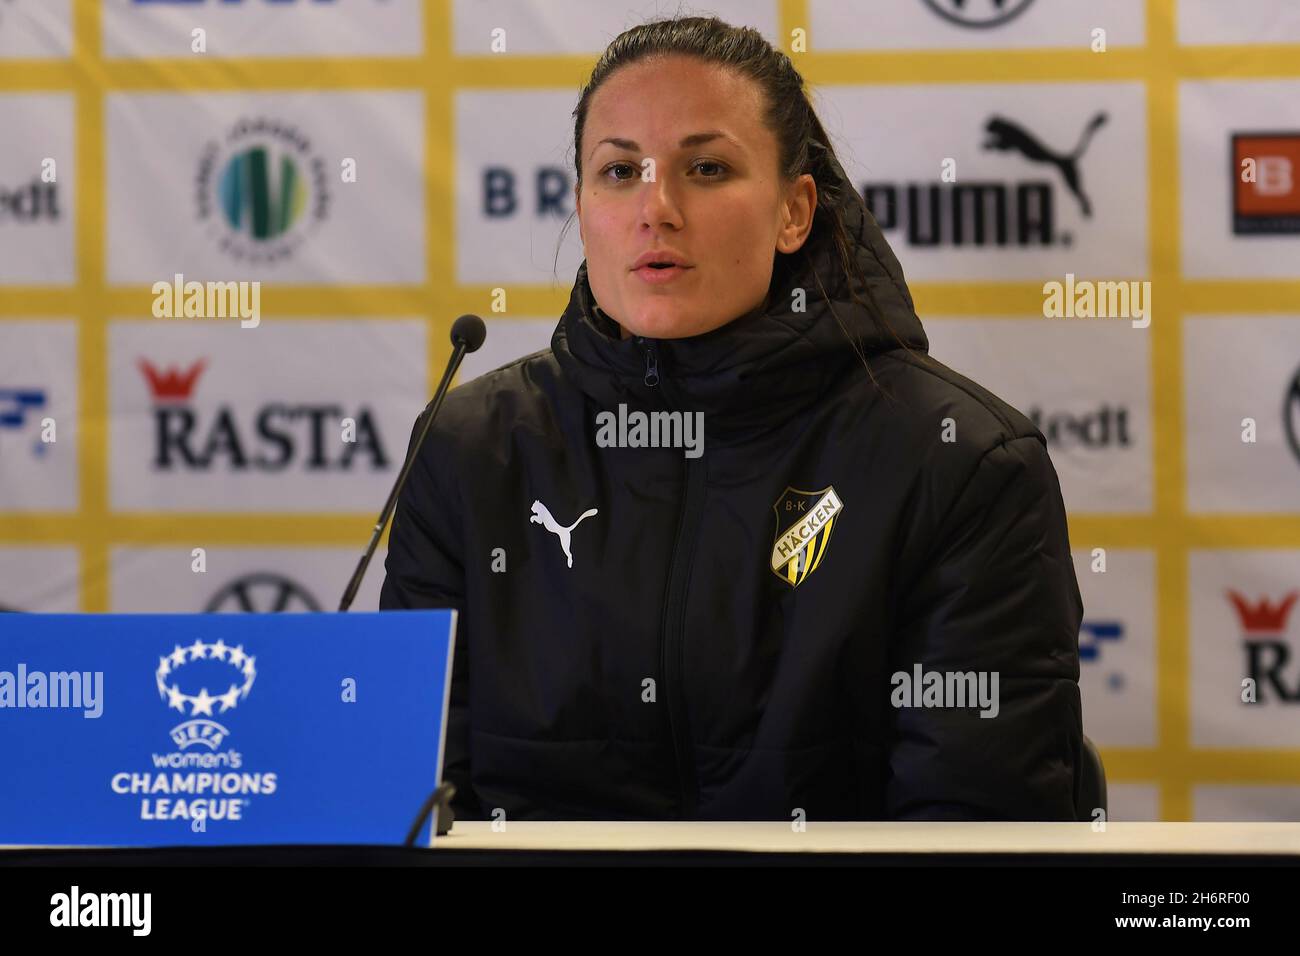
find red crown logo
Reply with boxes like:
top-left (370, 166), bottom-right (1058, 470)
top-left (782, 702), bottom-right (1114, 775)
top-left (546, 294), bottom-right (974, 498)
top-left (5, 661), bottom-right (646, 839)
top-left (1226, 589), bottom-right (1299, 636)
top-left (138, 359), bottom-right (207, 401)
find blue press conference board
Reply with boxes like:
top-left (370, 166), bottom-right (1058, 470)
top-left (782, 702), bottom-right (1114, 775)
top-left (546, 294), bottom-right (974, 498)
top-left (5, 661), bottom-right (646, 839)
top-left (0, 611), bottom-right (456, 848)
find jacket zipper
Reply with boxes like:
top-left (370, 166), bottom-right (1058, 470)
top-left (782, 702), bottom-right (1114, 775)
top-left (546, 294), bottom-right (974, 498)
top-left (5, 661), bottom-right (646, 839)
top-left (642, 342), bottom-right (659, 387)
top-left (637, 336), bottom-right (703, 818)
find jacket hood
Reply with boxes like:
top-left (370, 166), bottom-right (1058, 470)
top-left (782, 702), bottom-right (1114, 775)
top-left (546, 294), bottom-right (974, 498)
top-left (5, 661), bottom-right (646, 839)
top-left (551, 150), bottom-right (929, 434)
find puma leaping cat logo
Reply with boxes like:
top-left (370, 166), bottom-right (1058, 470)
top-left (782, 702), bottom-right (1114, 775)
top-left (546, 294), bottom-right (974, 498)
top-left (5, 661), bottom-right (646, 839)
top-left (530, 500), bottom-right (598, 569)
top-left (983, 112), bottom-right (1108, 217)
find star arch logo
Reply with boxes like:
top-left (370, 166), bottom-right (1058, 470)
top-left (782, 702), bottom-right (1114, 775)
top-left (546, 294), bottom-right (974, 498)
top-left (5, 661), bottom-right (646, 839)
top-left (156, 640), bottom-right (258, 750)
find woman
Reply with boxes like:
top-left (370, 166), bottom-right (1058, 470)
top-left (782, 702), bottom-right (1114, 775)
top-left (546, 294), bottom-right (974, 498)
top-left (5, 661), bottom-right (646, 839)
top-left (381, 16), bottom-right (1085, 822)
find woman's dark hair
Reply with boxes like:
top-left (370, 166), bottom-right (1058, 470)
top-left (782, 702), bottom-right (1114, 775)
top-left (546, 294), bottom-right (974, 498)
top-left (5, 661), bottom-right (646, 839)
top-left (559, 13), bottom-right (924, 382)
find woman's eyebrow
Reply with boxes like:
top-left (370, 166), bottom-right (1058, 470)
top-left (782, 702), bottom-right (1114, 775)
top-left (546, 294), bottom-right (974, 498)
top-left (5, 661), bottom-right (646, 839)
top-left (589, 130), bottom-right (741, 161)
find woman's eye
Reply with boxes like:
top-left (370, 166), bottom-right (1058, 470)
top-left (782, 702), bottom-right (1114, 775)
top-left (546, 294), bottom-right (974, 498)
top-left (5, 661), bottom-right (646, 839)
top-left (603, 162), bottom-right (637, 181)
top-left (601, 160), bottom-right (727, 182)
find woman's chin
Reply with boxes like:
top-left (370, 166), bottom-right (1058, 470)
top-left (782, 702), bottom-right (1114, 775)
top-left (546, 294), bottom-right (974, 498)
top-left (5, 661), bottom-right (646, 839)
top-left (622, 305), bottom-right (720, 340)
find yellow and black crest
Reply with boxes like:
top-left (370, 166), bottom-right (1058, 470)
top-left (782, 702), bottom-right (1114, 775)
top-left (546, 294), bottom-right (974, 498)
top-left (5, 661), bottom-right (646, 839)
top-left (770, 486), bottom-right (844, 588)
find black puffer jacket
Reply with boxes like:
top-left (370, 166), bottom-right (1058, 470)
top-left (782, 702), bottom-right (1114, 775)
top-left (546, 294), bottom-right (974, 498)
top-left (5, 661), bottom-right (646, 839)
top-left (380, 153), bottom-right (1085, 822)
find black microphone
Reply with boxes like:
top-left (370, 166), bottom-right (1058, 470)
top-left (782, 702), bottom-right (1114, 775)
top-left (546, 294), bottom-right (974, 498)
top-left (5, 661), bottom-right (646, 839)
top-left (338, 314), bottom-right (487, 611)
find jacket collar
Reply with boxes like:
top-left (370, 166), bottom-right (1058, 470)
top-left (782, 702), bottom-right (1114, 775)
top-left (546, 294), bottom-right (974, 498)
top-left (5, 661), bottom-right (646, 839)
top-left (551, 152), bottom-right (929, 436)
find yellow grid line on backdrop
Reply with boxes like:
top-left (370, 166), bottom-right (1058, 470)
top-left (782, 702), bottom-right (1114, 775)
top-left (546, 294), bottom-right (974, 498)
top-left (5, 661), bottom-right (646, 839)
top-left (70, 0), bottom-right (108, 617)
top-left (1144, 0), bottom-right (1189, 823)
top-left (0, 0), bottom-right (1298, 817)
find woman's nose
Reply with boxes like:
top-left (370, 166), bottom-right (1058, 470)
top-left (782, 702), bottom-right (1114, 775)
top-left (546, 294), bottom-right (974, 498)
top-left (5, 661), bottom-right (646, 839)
top-left (638, 173), bottom-right (685, 230)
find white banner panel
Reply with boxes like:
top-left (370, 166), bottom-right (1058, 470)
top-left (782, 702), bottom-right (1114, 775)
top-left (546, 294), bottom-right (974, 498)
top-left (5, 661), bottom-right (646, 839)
top-left (453, 0), bottom-right (778, 55)
top-left (812, 0), bottom-right (1143, 51)
top-left (923, 317), bottom-right (1152, 513)
top-left (105, 92), bottom-right (426, 285)
top-left (1178, 0), bottom-right (1300, 45)
top-left (0, 0), bottom-right (71, 59)
top-left (0, 94), bottom-right (74, 285)
top-left (1107, 784), bottom-right (1161, 822)
top-left (456, 89), bottom-right (585, 285)
top-left (1194, 786), bottom-right (1300, 821)
top-left (458, 317), bottom-right (556, 383)
top-left (1190, 550), bottom-right (1300, 749)
top-left (102, 0), bottom-right (423, 58)
top-left (111, 546), bottom-right (388, 613)
top-left (0, 321), bottom-right (78, 511)
top-left (0, 547), bottom-right (79, 612)
top-left (1184, 316), bottom-right (1300, 513)
top-left (1073, 549), bottom-right (1156, 748)
top-left (817, 82), bottom-right (1148, 280)
top-left (108, 320), bottom-right (427, 512)
top-left (1180, 80), bottom-right (1300, 279)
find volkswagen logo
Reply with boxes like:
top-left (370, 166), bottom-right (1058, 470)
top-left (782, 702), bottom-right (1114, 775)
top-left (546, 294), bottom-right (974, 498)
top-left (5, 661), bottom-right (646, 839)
top-left (1285, 367), bottom-right (1300, 466)
top-left (204, 572), bottom-right (321, 613)
top-left (922, 0), bottom-right (1036, 28)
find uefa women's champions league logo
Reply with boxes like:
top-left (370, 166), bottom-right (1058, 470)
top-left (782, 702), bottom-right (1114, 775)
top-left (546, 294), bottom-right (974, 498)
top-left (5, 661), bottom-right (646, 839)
top-left (156, 640), bottom-right (257, 750)
top-left (109, 640), bottom-right (276, 826)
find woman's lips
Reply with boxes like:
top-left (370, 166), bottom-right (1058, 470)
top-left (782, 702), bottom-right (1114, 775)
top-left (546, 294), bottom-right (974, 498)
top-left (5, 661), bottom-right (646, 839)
top-left (633, 265), bottom-right (692, 284)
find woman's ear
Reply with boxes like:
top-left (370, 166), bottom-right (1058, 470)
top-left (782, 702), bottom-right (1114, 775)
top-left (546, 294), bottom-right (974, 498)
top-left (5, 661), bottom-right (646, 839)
top-left (776, 174), bottom-right (817, 254)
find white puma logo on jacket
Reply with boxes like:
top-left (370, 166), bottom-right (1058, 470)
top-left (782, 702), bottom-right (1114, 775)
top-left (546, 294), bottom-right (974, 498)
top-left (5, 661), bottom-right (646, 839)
top-left (530, 500), bottom-right (598, 568)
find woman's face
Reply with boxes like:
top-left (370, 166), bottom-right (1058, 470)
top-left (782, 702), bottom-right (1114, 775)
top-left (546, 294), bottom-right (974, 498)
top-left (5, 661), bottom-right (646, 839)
top-left (575, 56), bottom-right (816, 341)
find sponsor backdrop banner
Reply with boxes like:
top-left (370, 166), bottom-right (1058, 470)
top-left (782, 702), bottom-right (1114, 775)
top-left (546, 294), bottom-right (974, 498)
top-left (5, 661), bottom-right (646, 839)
top-left (1, 0), bottom-right (1298, 822)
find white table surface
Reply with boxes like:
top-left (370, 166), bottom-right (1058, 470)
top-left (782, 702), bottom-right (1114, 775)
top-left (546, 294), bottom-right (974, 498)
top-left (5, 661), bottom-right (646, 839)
top-left (430, 821), bottom-right (1300, 855)
top-left (5, 822), bottom-right (1299, 855)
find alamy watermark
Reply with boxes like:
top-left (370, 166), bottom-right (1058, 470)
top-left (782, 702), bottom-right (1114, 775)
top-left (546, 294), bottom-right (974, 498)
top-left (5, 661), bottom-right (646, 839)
top-left (891, 664), bottom-right (1000, 719)
top-left (50, 886), bottom-right (151, 936)
top-left (0, 663), bottom-right (103, 718)
top-left (1042, 273), bottom-right (1150, 329)
top-left (152, 272), bottom-right (260, 328)
top-left (594, 403), bottom-right (703, 459)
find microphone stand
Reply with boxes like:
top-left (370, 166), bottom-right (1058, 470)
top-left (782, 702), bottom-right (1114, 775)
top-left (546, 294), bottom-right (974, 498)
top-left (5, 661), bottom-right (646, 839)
top-left (336, 315), bottom-right (485, 840)
top-left (338, 313), bottom-right (485, 612)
